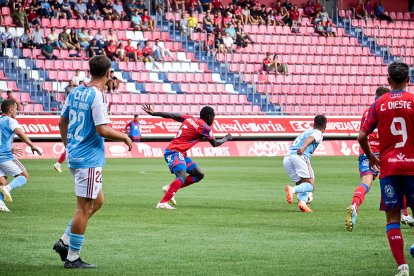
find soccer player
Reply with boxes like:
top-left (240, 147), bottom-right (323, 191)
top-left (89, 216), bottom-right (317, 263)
top-left (284, 115), bottom-right (327, 212)
top-left (358, 62), bottom-right (414, 276)
top-left (54, 150), bottom-right (66, 173)
top-left (124, 114), bottom-right (141, 142)
top-left (0, 99), bottom-right (42, 212)
top-left (52, 55), bottom-right (133, 269)
top-left (142, 104), bottom-right (232, 209)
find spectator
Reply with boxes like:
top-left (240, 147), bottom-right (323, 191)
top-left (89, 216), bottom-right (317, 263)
top-left (131, 9), bottom-right (143, 31)
top-left (289, 4), bottom-right (301, 26)
top-left (106, 29), bottom-right (118, 46)
top-left (214, 31), bottom-right (226, 53)
top-left (71, 69), bottom-right (83, 85)
top-left (27, 7), bottom-right (41, 26)
top-left (189, 0), bottom-right (203, 13)
top-left (283, 0), bottom-right (292, 11)
top-left (86, 0), bottom-right (100, 20)
top-left (152, 39), bottom-right (174, 62)
top-left (235, 22), bottom-right (254, 47)
top-left (20, 28), bottom-right (34, 49)
top-left (83, 70), bottom-right (91, 83)
top-left (187, 11), bottom-right (198, 37)
top-left (213, 10), bottom-right (223, 29)
top-left (233, 4), bottom-right (243, 23)
top-left (251, 5), bottom-right (265, 25)
top-left (319, 7), bottom-right (329, 24)
top-left (364, 0), bottom-right (374, 18)
top-left (135, 45), bottom-right (144, 62)
top-left (50, 0), bottom-right (61, 19)
top-left (211, 0), bottom-right (223, 13)
top-left (59, 26), bottom-right (76, 50)
top-left (200, 0), bottom-right (211, 12)
top-left (313, 0), bottom-right (323, 14)
top-left (48, 27), bottom-right (62, 49)
top-left (241, 4), bottom-right (255, 25)
top-left (142, 40), bottom-right (154, 62)
top-left (223, 10), bottom-right (234, 27)
top-left (315, 20), bottom-right (327, 37)
top-left (136, 0), bottom-right (146, 12)
top-left (107, 70), bottom-right (120, 92)
top-left (204, 32), bottom-right (216, 54)
top-left (273, 0), bottom-right (283, 14)
top-left (6, 91), bottom-right (22, 111)
top-left (124, 39), bottom-right (138, 61)
top-left (280, 6), bottom-right (292, 26)
top-left (12, 6), bottom-right (29, 29)
top-left (69, 27), bottom-right (82, 51)
top-left (40, 0), bottom-right (53, 18)
top-left (78, 27), bottom-right (90, 48)
top-left (116, 42), bottom-right (127, 61)
top-left (74, 0), bottom-right (88, 19)
top-left (60, 0), bottom-right (73, 19)
top-left (222, 32), bottom-right (234, 53)
top-left (112, 0), bottom-right (125, 20)
top-left (374, 0), bottom-right (393, 22)
top-left (273, 54), bottom-right (289, 75)
top-left (179, 12), bottom-right (188, 35)
top-left (303, 1), bottom-right (315, 17)
top-left (105, 40), bottom-right (119, 61)
top-left (325, 19), bottom-right (337, 37)
top-left (266, 9), bottom-right (276, 26)
top-left (141, 9), bottom-right (156, 31)
top-left (93, 28), bottom-right (106, 47)
top-left (0, 26), bottom-right (14, 48)
top-left (353, 0), bottom-right (368, 20)
top-left (203, 10), bottom-right (214, 33)
top-left (102, 0), bottom-right (114, 20)
top-left (88, 39), bottom-right (104, 57)
top-left (174, 0), bottom-right (185, 12)
top-left (41, 38), bottom-right (58, 60)
top-left (65, 80), bottom-right (76, 95)
top-left (263, 52), bottom-right (276, 73)
top-left (126, 0), bottom-right (137, 17)
top-left (32, 25), bottom-right (44, 48)
top-left (225, 21), bottom-right (236, 39)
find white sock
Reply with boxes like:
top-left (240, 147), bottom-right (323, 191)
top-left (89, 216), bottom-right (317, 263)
top-left (67, 250), bottom-right (79, 262)
top-left (55, 162), bottom-right (61, 166)
top-left (60, 233), bottom-right (70, 245)
top-left (398, 264), bottom-right (409, 270)
top-left (5, 185), bottom-right (11, 192)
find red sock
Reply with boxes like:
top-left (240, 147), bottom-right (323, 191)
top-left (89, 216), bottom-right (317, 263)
top-left (160, 178), bottom-right (183, 203)
top-left (180, 176), bottom-right (199, 189)
top-left (352, 184), bottom-right (369, 210)
top-left (58, 151), bottom-right (66, 164)
top-left (403, 197), bottom-right (409, 216)
top-left (386, 223), bottom-right (406, 266)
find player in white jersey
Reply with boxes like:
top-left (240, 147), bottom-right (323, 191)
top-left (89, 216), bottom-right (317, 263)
top-left (52, 55), bottom-right (133, 269)
top-left (283, 115), bottom-right (327, 212)
top-left (0, 100), bottom-right (42, 212)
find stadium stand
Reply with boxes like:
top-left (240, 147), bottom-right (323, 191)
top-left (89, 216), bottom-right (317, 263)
top-left (0, 1), bottom-right (413, 115)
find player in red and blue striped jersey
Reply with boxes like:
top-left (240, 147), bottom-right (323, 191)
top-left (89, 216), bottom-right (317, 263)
top-left (142, 104), bottom-right (232, 209)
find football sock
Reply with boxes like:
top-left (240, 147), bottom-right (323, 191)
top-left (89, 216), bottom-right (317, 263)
top-left (294, 182), bottom-right (313, 194)
top-left (60, 219), bottom-right (72, 245)
top-left (351, 183), bottom-right (370, 210)
top-left (297, 192), bottom-right (308, 204)
top-left (58, 152), bottom-right (66, 164)
top-left (181, 176), bottom-right (200, 188)
top-left (6, 176), bottom-right (27, 192)
top-left (403, 197), bottom-right (409, 216)
top-left (386, 223), bottom-right (406, 266)
top-left (0, 193), bottom-right (4, 202)
top-left (161, 177), bottom-right (184, 203)
top-left (67, 233), bottom-right (84, 262)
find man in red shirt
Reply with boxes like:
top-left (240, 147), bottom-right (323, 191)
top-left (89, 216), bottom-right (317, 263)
top-left (142, 104), bottom-right (232, 209)
top-left (358, 62), bottom-right (414, 276)
top-left (141, 9), bottom-right (155, 31)
top-left (289, 5), bottom-right (300, 24)
top-left (124, 39), bottom-right (138, 62)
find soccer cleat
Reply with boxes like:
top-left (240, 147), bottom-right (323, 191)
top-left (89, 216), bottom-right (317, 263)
top-left (298, 201), bottom-right (313, 212)
top-left (54, 162), bottom-right (62, 173)
top-left (285, 185), bottom-right (295, 204)
top-left (401, 215), bottom-right (414, 227)
top-left (395, 264), bottom-right (409, 276)
top-left (64, 258), bottom-right (97, 269)
top-left (345, 205), bottom-right (358, 232)
top-left (0, 186), bottom-right (12, 202)
top-left (0, 200), bottom-right (10, 212)
top-left (53, 239), bottom-right (68, 262)
top-left (156, 202), bottom-right (176, 209)
top-left (410, 244), bottom-right (414, 258)
top-left (162, 185), bottom-right (177, 205)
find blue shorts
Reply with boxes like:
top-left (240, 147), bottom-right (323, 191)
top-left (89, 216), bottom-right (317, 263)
top-left (380, 175), bottom-right (414, 211)
top-left (164, 149), bottom-right (198, 174)
top-left (358, 154), bottom-right (379, 179)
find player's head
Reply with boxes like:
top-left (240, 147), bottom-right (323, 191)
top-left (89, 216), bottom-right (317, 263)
top-left (89, 55), bottom-right (111, 80)
top-left (1, 99), bottom-right (18, 118)
top-left (134, 114), bottom-right (139, 121)
top-left (388, 62), bottom-right (409, 89)
top-left (375, 86), bottom-right (390, 99)
top-left (313, 115), bottom-right (327, 132)
top-left (200, 106), bottom-right (215, 126)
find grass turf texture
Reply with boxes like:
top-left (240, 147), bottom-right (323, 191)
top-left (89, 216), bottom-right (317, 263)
top-left (0, 157), bottom-right (411, 275)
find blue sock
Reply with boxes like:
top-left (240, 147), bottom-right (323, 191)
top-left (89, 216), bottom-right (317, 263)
top-left (297, 192), bottom-right (308, 204)
top-left (294, 182), bottom-right (314, 193)
top-left (69, 233), bottom-right (85, 252)
top-left (8, 176), bottom-right (27, 191)
top-left (0, 192), bottom-right (4, 202)
top-left (65, 220), bottom-right (73, 237)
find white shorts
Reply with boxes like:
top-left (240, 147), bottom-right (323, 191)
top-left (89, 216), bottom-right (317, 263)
top-left (69, 167), bottom-right (103, 199)
top-left (0, 159), bottom-right (25, 177)
top-left (283, 155), bottom-right (314, 183)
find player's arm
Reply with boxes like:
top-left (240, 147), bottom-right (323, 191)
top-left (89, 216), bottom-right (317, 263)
top-left (59, 116), bottom-right (69, 147)
top-left (96, 124), bottom-right (133, 151)
top-left (142, 104), bottom-right (183, 122)
top-left (124, 121), bottom-right (131, 133)
top-left (209, 134), bottom-right (232, 147)
top-left (297, 136), bottom-right (315, 155)
top-left (358, 129), bottom-right (379, 169)
top-left (13, 128), bottom-right (42, 155)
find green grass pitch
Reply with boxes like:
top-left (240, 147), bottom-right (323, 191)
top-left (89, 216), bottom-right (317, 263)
top-left (0, 157), bottom-right (412, 275)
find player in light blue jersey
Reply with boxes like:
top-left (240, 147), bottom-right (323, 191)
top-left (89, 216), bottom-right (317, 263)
top-left (52, 56), bottom-right (133, 269)
top-left (0, 100), bottom-right (42, 212)
top-left (283, 115), bottom-right (327, 212)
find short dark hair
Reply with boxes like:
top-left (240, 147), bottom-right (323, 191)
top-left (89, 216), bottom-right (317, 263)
top-left (388, 62), bottom-right (409, 84)
top-left (375, 86), bottom-right (390, 98)
top-left (314, 115), bottom-right (327, 129)
top-left (1, 99), bottom-right (16, 113)
top-left (89, 55), bottom-right (111, 77)
top-left (134, 114), bottom-right (139, 118)
top-left (200, 106), bottom-right (215, 121)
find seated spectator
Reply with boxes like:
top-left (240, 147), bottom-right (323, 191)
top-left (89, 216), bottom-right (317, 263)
top-left (214, 31), bottom-right (226, 53)
top-left (32, 25), bottom-right (44, 48)
top-left (65, 80), bottom-right (76, 95)
top-left (135, 0), bottom-right (146, 13)
top-left (203, 10), bottom-right (214, 33)
top-left (152, 39), bottom-right (174, 62)
top-left (112, 0), bottom-right (125, 20)
top-left (211, 0), bottom-right (223, 13)
top-left (60, 0), bottom-right (73, 19)
top-left (325, 20), bottom-right (337, 37)
top-left (303, 1), bottom-right (315, 17)
top-left (142, 41), bottom-right (155, 63)
top-left (225, 22), bottom-right (236, 39)
top-left (204, 32), bottom-right (216, 54)
top-left (106, 29), bottom-right (119, 46)
top-left (213, 10), bottom-right (223, 29)
top-left (59, 26), bottom-right (76, 50)
top-left (313, 0), bottom-right (323, 14)
top-left (313, 13), bottom-right (323, 25)
top-left (353, 0), bottom-right (368, 20)
top-left (27, 7), bottom-right (41, 26)
top-left (69, 27), bottom-right (82, 51)
top-left (126, 0), bottom-right (137, 17)
top-left (107, 70), bottom-right (120, 92)
top-left (251, 5), bottom-right (265, 25)
top-left (78, 27), bottom-right (91, 48)
top-left (315, 20), bottom-right (327, 37)
top-left (273, 54), bottom-right (289, 74)
top-left (241, 4), bottom-right (255, 25)
top-left (174, 0), bottom-right (185, 12)
top-left (233, 4), bottom-right (243, 23)
top-left (141, 9), bottom-right (156, 31)
top-left (235, 22), bottom-right (254, 47)
top-left (365, 0), bottom-right (374, 18)
top-left (40, 0), bottom-right (53, 18)
top-left (223, 11), bottom-right (234, 27)
top-left (189, 0), bottom-right (203, 13)
top-left (12, 6), bottom-right (29, 29)
top-left (0, 26), bottom-right (14, 48)
top-left (83, 70), bottom-right (91, 83)
top-left (93, 28), bottom-right (106, 47)
top-left (86, 0), bottom-right (100, 20)
top-left (131, 9), bottom-right (144, 31)
top-left (263, 52), bottom-right (275, 72)
top-left (187, 10), bottom-right (198, 37)
top-left (124, 39), bottom-right (138, 61)
top-left (102, 0), bottom-right (114, 20)
top-left (74, 0), bottom-right (88, 19)
top-left (88, 39), bottom-right (104, 57)
top-left (105, 40), bottom-right (120, 61)
top-left (319, 7), bottom-right (329, 24)
top-left (374, 0), bottom-right (393, 22)
top-left (41, 38), bottom-right (58, 60)
top-left (116, 42), bottom-right (127, 61)
top-left (283, 0), bottom-right (292, 11)
top-left (20, 28), bottom-right (34, 49)
top-left (266, 9), bottom-right (276, 26)
top-left (222, 32), bottom-right (234, 53)
top-left (273, 0), bottom-right (283, 14)
top-left (71, 69), bottom-right (82, 85)
top-left (280, 6), bottom-right (292, 26)
top-left (289, 4), bottom-right (301, 26)
top-left (200, 0), bottom-right (211, 12)
top-left (50, 0), bottom-right (61, 19)
top-left (48, 27), bottom-right (62, 49)
top-left (6, 91), bottom-right (22, 111)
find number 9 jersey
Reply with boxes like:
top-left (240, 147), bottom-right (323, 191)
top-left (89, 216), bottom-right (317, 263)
top-left (362, 90), bottom-right (414, 178)
top-left (61, 85), bottom-right (110, 169)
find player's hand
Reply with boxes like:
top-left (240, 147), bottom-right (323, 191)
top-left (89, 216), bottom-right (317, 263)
top-left (368, 153), bottom-right (380, 172)
top-left (142, 104), bottom-right (154, 115)
top-left (31, 146), bottom-right (42, 156)
top-left (124, 135), bottom-right (133, 151)
top-left (12, 147), bottom-right (23, 157)
top-left (297, 148), bottom-right (305, 155)
top-left (225, 134), bottom-right (232, 141)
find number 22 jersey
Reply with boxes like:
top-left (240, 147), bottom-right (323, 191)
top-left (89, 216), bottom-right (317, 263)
top-left (362, 90), bottom-right (414, 178)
